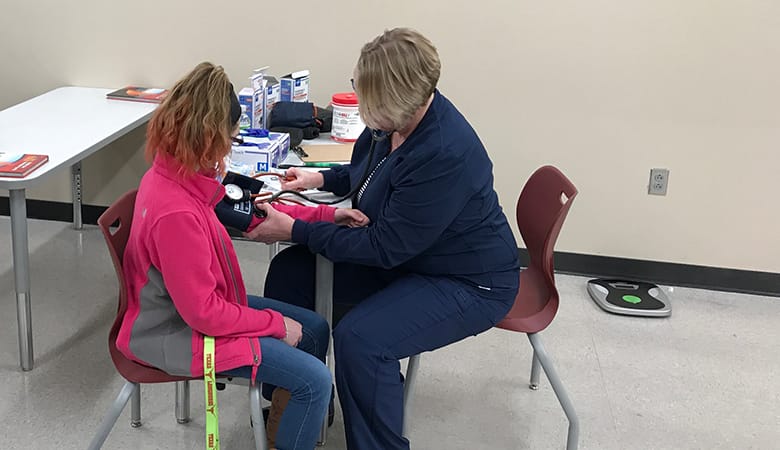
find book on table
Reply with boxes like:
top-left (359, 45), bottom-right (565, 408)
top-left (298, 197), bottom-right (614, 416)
top-left (106, 86), bottom-right (168, 103)
top-left (0, 153), bottom-right (49, 178)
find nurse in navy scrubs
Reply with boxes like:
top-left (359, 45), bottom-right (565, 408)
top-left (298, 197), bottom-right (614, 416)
top-left (246, 28), bottom-right (520, 450)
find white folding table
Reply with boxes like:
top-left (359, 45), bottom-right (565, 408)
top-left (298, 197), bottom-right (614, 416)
top-left (0, 86), bottom-right (156, 371)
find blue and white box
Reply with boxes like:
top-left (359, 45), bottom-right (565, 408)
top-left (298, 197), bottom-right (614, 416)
top-left (240, 70), bottom-right (281, 129)
top-left (268, 131), bottom-right (290, 161)
top-left (230, 141), bottom-right (278, 174)
top-left (279, 70), bottom-right (310, 103)
top-left (264, 76), bottom-right (280, 128)
top-left (229, 131), bottom-right (289, 174)
top-left (249, 71), bottom-right (267, 129)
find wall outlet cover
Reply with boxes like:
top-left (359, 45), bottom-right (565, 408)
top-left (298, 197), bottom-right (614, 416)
top-left (649, 168), bottom-right (669, 195)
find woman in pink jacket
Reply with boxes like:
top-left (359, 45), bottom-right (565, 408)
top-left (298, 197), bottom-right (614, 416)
top-left (118, 62), bottom-right (366, 450)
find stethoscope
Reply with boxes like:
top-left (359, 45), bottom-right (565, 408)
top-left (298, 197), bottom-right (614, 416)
top-left (253, 129), bottom-right (392, 206)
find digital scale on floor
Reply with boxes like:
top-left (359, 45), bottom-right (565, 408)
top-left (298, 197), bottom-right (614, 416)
top-left (587, 278), bottom-right (672, 317)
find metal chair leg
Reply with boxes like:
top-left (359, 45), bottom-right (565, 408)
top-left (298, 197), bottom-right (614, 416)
top-left (88, 381), bottom-right (138, 450)
top-left (175, 380), bottom-right (191, 424)
top-left (402, 354), bottom-right (421, 438)
top-left (130, 384), bottom-right (141, 427)
top-left (249, 384), bottom-right (269, 450)
top-left (529, 350), bottom-right (541, 390)
top-left (527, 333), bottom-right (579, 450)
top-left (315, 254), bottom-right (334, 447)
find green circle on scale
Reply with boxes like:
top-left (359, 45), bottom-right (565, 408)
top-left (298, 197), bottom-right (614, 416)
top-left (622, 295), bottom-right (642, 304)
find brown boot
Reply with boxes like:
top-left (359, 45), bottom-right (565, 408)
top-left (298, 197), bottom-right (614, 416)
top-left (266, 388), bottom-right (291, 448)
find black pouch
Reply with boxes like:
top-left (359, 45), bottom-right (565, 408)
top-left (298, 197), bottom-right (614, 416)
top-left (270, 102), bottom-right (333, 134)
top-left (214, 172), bottom-right (264, 232)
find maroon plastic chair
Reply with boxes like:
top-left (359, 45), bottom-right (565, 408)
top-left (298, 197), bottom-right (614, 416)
top-left (88, 189), bottom-right (268, 450)
top-left (403, 165), bottom-right (580, 449)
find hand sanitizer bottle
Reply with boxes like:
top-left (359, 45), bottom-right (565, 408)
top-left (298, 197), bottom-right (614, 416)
top-left (239, 105), bottom-right (251, 131)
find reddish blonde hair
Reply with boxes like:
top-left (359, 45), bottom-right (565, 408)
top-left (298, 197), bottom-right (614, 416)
top-left (146, 62), bottom-right (234, 176)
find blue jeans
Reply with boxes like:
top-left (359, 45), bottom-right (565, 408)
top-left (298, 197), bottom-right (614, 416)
top-left (222, 295), bottom-right (331, 450)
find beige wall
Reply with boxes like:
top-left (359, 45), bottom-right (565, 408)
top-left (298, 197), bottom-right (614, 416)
top-left (2, 1), bottom-right (778, 273)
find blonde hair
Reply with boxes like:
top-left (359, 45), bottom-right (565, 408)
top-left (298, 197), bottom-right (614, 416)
top-left (146, 62), bottom-right (234, 177)
top-left (354, 28), bottom-right (441, 131)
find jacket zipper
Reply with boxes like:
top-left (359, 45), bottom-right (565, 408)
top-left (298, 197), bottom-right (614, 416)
top-left (217, 218), bottom-right (260, 383)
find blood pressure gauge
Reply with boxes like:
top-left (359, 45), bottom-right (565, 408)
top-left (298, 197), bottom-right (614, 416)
top-left (224, 183), bottom-right (250, 204)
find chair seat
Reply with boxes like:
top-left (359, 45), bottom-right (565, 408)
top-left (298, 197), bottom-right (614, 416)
top-left (110, 336), bottom-right (196, 384)
top-left (116, 362), bottom-right (197, 385)
top-left (496, 267), bottom-right (557, 334)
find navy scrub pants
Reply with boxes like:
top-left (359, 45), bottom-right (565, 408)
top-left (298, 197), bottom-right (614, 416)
top-left (264, 245), bottom-right (518, 449)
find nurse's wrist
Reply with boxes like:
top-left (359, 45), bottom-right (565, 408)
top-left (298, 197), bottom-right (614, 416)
top-left (291, 219), bottom-right (310, 244)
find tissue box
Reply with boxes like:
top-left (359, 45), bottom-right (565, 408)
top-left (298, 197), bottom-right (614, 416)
top-left (279, 70), bottom-right (310, 102)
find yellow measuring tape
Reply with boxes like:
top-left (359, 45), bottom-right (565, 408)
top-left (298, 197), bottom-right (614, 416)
top-left (204, 336), bottom-right (220, 450)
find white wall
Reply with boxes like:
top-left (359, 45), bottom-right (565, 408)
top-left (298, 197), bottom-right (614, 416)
top-left (2, 0), bottom-right (778, 272)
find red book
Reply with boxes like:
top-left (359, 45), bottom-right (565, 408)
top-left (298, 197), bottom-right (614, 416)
top-left (106, 86), bottom-right (168, 103)
top-left (0, 153), bottom-right (49, 178)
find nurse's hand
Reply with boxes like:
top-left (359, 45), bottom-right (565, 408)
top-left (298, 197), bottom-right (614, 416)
top-left (243, 203), bottom-right (294, 243)
top-left (281, 168), bottom-right (324, 191)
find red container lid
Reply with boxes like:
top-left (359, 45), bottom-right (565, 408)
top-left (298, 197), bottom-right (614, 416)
top-left (332, 92), bottom-right (359, 105)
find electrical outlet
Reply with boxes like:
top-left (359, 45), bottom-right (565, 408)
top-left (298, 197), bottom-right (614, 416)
top-left (648, 168), bottom-right (669, 195)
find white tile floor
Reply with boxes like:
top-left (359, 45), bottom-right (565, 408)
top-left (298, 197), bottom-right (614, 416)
top-left (0, 217), bottom-right (778, 449)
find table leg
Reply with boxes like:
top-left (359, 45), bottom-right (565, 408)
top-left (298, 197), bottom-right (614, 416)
top-left (315, 254), bottom-right (334, 446)
top-left (71, 161), bottom-right (83, 230)
top-left (9, 189), bottom-right (34, 371)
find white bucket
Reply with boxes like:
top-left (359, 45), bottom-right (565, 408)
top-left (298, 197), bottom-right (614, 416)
top-left (331, 92), bottom-right (364, 142)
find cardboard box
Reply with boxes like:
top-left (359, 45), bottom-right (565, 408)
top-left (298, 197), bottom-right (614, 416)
top-left (279, 70), bottom-right (310, 102)
top-left (268, 131), bottom-right (290, 161)
top-left (264, 76), bottom-right (280, 129)
top-left (248, 71), bottom-right (267, 129)
top-left (229, 131), bottom-right (290, 174)
top-left (230, 139), bottom-right (280, 174)
top-left (238, 85), bottom-right (265, 130)
top-left (240, 70), bottom-right (281, 130)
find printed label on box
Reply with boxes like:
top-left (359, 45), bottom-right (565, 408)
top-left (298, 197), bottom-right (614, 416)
top-left (229, 137), bottom-right (280, 175)
top-left (279, 70), bottom-right (310, 103)
top-left (249, 73), bottom-right (266, 129)
top-left (264, 78), bottom-right (280, 129)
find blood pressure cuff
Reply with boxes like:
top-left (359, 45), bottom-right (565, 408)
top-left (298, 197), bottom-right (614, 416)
top-left (214, 172), bottom-right (264, 232)
top-left (215, 200), bottom-right (255, 232)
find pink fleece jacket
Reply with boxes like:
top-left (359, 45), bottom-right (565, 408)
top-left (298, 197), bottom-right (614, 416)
top-left (117, 154), bottom-right (335, 379)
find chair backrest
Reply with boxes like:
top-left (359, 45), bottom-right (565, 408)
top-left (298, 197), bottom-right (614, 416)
top-left (98, 189), bottom-right (191, 383)
top-left (497, 165), bottom-right (578, 334)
